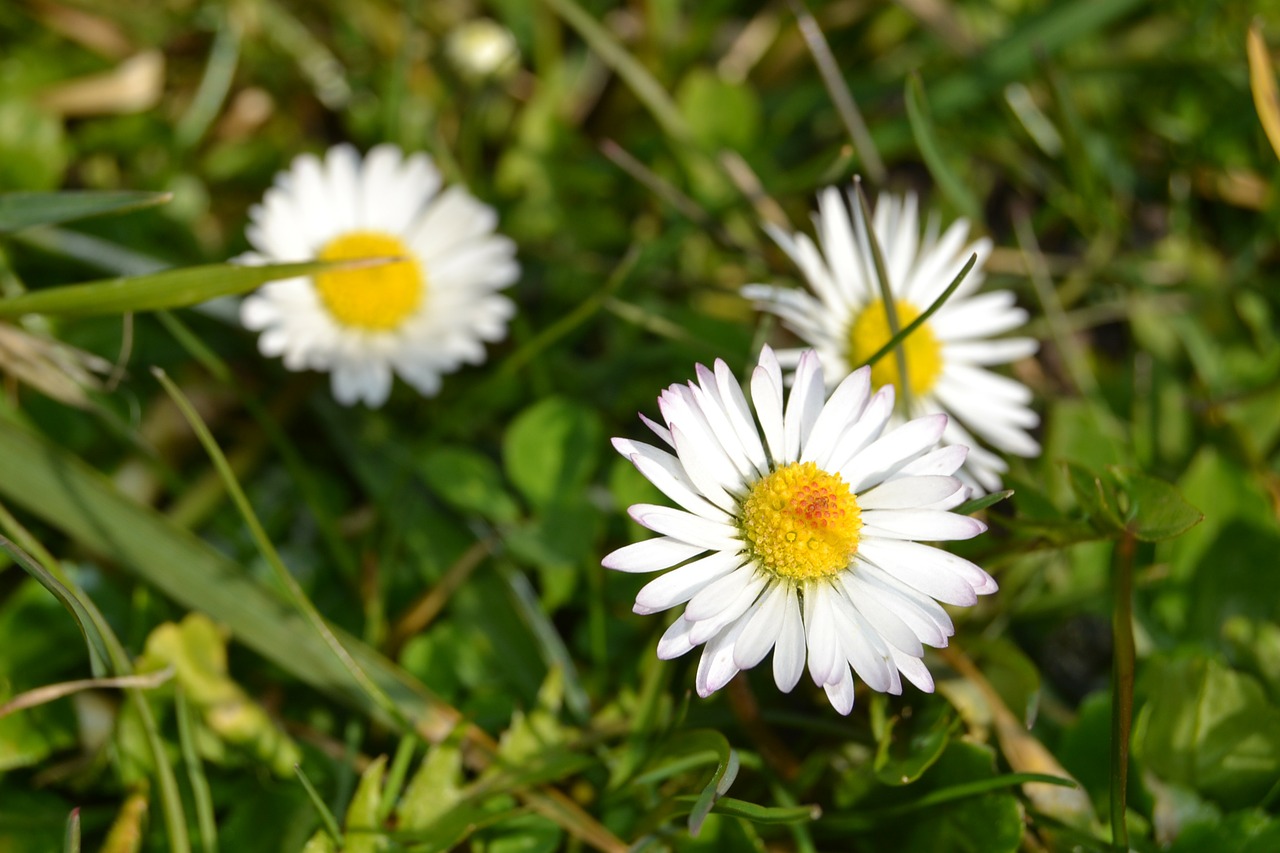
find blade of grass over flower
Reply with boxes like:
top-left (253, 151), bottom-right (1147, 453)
top-left (0, 190), bottom-right (172, 233)
top-left (0, 669), bottom-right (172, 719)
top-left (854, 180), bottom-right (912, 415)
top-left (860, 252), bottom-right (978, 371)
top-left (1248, 20), bottom-right (1280, 162)
top-left (0, 534), bottom-right (191, 853)
top-left (175, 688), bottom-right (219, 853)
top-left (151, 367), bottom-right (411, 732)
top-left (787, 0), bottom-right (885, 183)
top-left (905, 75), bottom-right (981, 221)
top-left (0, 258), bottom-right (393, 319)
top-left (295, 764), bottom-right (344, 844)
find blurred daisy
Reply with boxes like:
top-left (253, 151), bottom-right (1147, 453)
top-left (742, 188), bottom-right (1039, 492)
top-left (603, 347), bottom-right (996, 714)
top-left (238, 144), bottom-right (519, 406)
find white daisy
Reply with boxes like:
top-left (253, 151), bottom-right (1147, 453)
top-left (742, 187), bottom-right (1039, 493)
top-left (603, 347), bottom-right (997, 715)
top-left (237, 143), bottom-right (519, 407)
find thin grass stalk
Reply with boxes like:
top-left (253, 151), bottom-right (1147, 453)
top-left (788, 0), bottom-right (886, 182)
top-left (151, 368), bottom-right (411, 732)
top-left (175, 687), bottom-right (219, 853)
top-left (853, 181), bottom-right (912, 416)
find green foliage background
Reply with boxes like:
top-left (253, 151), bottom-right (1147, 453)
top-left (1, 0), bottom-right (1279, 850)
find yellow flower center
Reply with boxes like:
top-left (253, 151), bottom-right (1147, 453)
top-left (313, 231), bottom-right (423, 331)
top-left (849, 299), bottom-right (943, 397)
top-left (739, 462), bottom-right (863, 581)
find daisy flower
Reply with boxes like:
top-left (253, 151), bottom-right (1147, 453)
top-left (742, 187), bottom-right (1039, 493)
top-left (238, 144), bottom-right (519, 407)
top-left (603, 347), bottom-right (997, 714)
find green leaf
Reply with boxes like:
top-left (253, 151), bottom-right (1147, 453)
top-left (1105, 466), bottom-right (1203, 542)
top-left (676, 69), bottom-right (761, 152)
top-left (0, 259), bottom-right (373, 319)
top-left (502, 397), bottom-right (603, 509)
top-left (399, 733), bottom-right (466, 831)
top-left (0, 99), bottom-right (67, 191)
top-left (1134, 655), bottom-right (1280, 809)
top-left (0, 190), bottom-right (172, 233)
top-left (904, 75), bottom-right (981, 221)
top-left (343, 755), bottom-right (388, 853)
top-left (1168, 809), bottom-right (1280, 853)
top-left (1224, 616), bottom-right (1280, 706)
top-left (670, 796), bottom-right (819, 826)
top-left (1064, 461), bottom-right (1124, 535)
top-left (419, 445), bottom-right (521, 524)
top-left (873, 701), bottom-right (956, 786)
top-left (954, 489), bottom-right (1014, 516)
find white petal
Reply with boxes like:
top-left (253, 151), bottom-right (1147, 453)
top-left (891, 647), bottom-right (935, 693)
top-left (612, 438), bottom-right (733, 522)
top-left (823, 666), bottom-right (856, 715)
top-left (684, 566), bottom-right (763, 623)
top-left (837, 573), bottom-right (924, 656)
top-left (732, 581), bottom-right (790, 670)
top-left (824, 386), bottom-right (895, 473)
top-left (803, 585), bottom-right (844, 687)
top-left (688, 570), bottom-right (768, 646)
top-left (633, 551), bottom-right (744, 615)
top-left (840, 413), bottom-right (948, 493)
top-left (602, 536), bottom-right (706, 573)
top-left (801, 366), bottom-right (871, 468)
top-left (783, 350), bottom-right (825, 461)
top-left (629, 505), bottom-right (742, 551)
top-left (714, 359), bottom-right (769, 476)
top-left (772, 585), bottom-right (806, 692)
top-left (858, 475), bottom-right (965, 510)
top-left (670, 424), bottom-right (740, 513)
top-left (695, 616), bottom-right (751, 697)
top-left (858, 540), bottom-right (995, 606)
top-left (751, 347), bottom-right (787, 466)
top-left (656, 616), bottom-right (697, 660)
top-left (861, 508), bottom-right (986, 541)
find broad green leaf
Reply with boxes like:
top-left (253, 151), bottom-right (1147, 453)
top-left (904, 75), bottom-right (981, 221)
top-left (873, 701), bottom-right (955, 786)
top-left (0, 259), bottom-right (362, 319)
top-left (0, 99), bottom-right (67, 191)
top-left (418, 446), bottom-right (520, 524)
top-left (0, 190), bottom-right (171, 233)
top-left (1105, 466), bottom-right (1203, 542)
top-left (343, 755), bottom-right (388, 853)
top-left (1185, 522), bottom-right (1280, 644)
top-left (1223, 616), bottom-right (1280, 705)
top-left (399, 733), bottom-right (465, 831)
top-left (676, 69), bottom-right (761, 152)
top-left (1169, 809), bottom-right (1280, 853)
top-left (1064, 462), bottom-right (1124, 535)
top-left (825, 743), bottom-right (1029, 852)
top-left (502, 397), bottom-right (602, 509)
top-left (1134, 655), bottom-right (1280, 809)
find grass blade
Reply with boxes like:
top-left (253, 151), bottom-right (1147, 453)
top-left (904, 74), bottom-right (982, 221)
top-left (0, 190), bottom-right (171, 233)
top-left (0, 258), bottom-right (387, 319)
top-left (295, 764), bottom-right (344, 843)
top-left (176, 688), bottom-right (219, 853)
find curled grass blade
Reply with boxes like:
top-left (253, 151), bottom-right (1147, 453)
top-left (0, 669), bottom-right (172, 719)
top-left (0, 190), bottom-right (171, 233)
top-left (0, 534), bottom-right (191, 853)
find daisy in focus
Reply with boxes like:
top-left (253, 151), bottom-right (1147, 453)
top-left (603, 347), bottom-right (997, 714)
top-left (237, 144), bottom-right (519, 407)
top-left (742, 187), bottom-right (1039, 493)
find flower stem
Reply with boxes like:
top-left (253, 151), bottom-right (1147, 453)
top-left (1109, 531), bottom-right (1137, 851)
